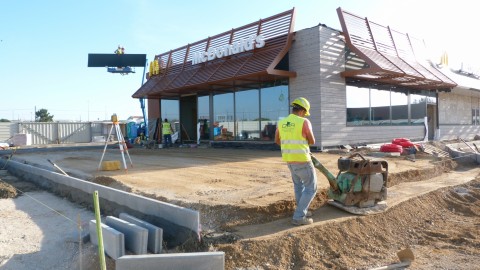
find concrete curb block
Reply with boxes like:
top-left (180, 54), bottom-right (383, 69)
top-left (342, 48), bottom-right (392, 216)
top-left (2, 160), bottom-right (200, 247)
top-left (89, 220), bottom-right (125, 260)
top-left (446, 141), bottom-right (480, 164)
top-left (115, 252), bottom-right (225, 270)
top-left (106, 216), bottom-right (148, 255)
top-left (0, 144), bottom-right (116, 155)
top-left (119, 212), bottom-right (163, 254)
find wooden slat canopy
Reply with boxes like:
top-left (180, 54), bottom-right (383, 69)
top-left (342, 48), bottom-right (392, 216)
top-left (337, 7), bottom-right (456, 90)
top-left (132, 8), bottom-right (296, 99)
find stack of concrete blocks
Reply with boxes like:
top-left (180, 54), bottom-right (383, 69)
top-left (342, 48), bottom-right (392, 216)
top-left (89, 220), bottom-right (125, 260)
top-left (106, 216), bottom-right (149, 255)
top-left (89, 213), bottom-right (163, 258)
top-left (119, 213), bottom-right (163, 254)
top-left (89, 213), bottom-right (225, 270)
top-left (12, 133), bottom-right (32, 146)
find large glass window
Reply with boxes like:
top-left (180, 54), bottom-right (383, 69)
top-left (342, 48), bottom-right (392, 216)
top-left (371, 89), bottom-right (391, 125)
top-left (347, 84), bottom-right (432, 126)
top-left (210, 82), bottom-right (289, 141)
top-left (213, 93), bottom-right (234, 140)
top-left (425, 91), bottom-right (436, 105)
top-left (260, 84), bottom-right (289, 140)
top-left (198, 95), bottom-right (210, 140)
top-left (161, 99), bottom-right (179, 132)
top-left (410, 93), bottom-right (427, 125)
top-left (346, 86), bottom-right (370, 125)
top-left (235, 90), bottom-right (260, 140)
top-left (473, 109), bottom-right (479, 125)
top-left (471, 97), bottom-right (479, 125)
top-left (391, 91), bottom-right (408, 125)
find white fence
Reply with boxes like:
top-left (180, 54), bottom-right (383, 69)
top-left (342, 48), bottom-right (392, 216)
top-left (0, 121), bottom-right (127, 145)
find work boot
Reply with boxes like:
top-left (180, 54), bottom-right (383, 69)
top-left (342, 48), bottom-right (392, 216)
top-left (291, 217), bottom-right (313, 226)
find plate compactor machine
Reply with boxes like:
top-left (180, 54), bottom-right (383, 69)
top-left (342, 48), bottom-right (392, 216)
top-left (311, 153), bottom-right (388, 215)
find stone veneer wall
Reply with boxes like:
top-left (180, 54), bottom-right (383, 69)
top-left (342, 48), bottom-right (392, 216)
top-left (438, 91), bottom-right (480, 140)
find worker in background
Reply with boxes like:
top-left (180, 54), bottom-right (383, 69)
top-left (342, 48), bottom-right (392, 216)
top-left (275, 97), bottom-right (317, 226)
top-left (162, 118), bottom-right (174, 148)
top-left (114, 45), bottom-right (125, 69)
top-left (114, 45), bottom-right (123, 55)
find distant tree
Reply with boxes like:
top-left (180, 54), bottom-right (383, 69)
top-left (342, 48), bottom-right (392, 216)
top-left (35, 108), bottom-right (54, 122)
top-left (0, 118), bottom-right (10, 122)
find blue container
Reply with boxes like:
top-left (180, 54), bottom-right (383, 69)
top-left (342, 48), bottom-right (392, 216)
top-left (127, 122), bottom-right (138, 138)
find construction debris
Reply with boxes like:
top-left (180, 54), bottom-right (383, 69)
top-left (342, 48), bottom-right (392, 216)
top-left (369, 248), bottom-right (415, 270)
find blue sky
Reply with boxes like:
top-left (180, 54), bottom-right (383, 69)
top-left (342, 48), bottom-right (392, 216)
top-left (0, 0), bottom-right (476, 121)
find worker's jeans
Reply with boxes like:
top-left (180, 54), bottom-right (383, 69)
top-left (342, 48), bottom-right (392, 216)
top-left (288, 162), bottom-right (317, 220)
top-left (163, 134), bottom-right (172, 148)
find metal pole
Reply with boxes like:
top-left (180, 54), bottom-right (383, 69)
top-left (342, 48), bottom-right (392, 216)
top-left (140, 58), bottom-right (148, 139)
top-left (93, 191), bottom-right (106, 270)
top-left (209, 93), bottom-right (214, 140)
top-left (47, 159), bottom-right (69, 176)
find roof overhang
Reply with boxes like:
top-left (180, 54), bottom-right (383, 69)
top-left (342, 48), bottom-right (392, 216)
top-left (439, 66), bottom-right (480, 92)
top-left (337, 7), bottom-right (457, 91)
top-left (133, 9), bottom-right (296, 99)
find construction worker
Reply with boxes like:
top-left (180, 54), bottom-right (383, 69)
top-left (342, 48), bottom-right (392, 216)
top-left (114, 45), bottom-right (122, 55)
top-left (162, 118), bottom-right (174, 148)
top-left (114, 45), bottom-right (125, 69)
top-left (275, 97), bottom-right (317, 226)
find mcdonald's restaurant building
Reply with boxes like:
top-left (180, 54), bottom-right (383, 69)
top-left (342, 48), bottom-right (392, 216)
top-left (132, 8), bottom-right (480, 149)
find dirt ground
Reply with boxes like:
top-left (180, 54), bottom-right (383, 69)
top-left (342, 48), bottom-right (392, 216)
top-left (0, 170), bottom-right (113, 270)
top-left (6, 145), bottom-right (449, 229)
top-left (1, 141), bottom-right (479, 269)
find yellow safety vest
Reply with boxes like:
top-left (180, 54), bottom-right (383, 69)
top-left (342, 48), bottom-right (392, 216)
top-left (162, 122), bottom-right (172, 135)
top-left (278, 114), bottom-right (310, 162)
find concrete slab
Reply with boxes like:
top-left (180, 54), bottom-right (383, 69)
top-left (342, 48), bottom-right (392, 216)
top-left (89, 220), bottom-right (125, 260)
top-left (119, 212), bottom-right (163, 254)
top-left (115, 252), bottom-right (225, 270)
top-left (446, 140), bottom-right (480, 164)
top-left (106, 216), bottom-right (148, 255)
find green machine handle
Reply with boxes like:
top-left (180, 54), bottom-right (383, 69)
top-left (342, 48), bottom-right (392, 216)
top-left (311, 154), bottom-right (339, 192)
